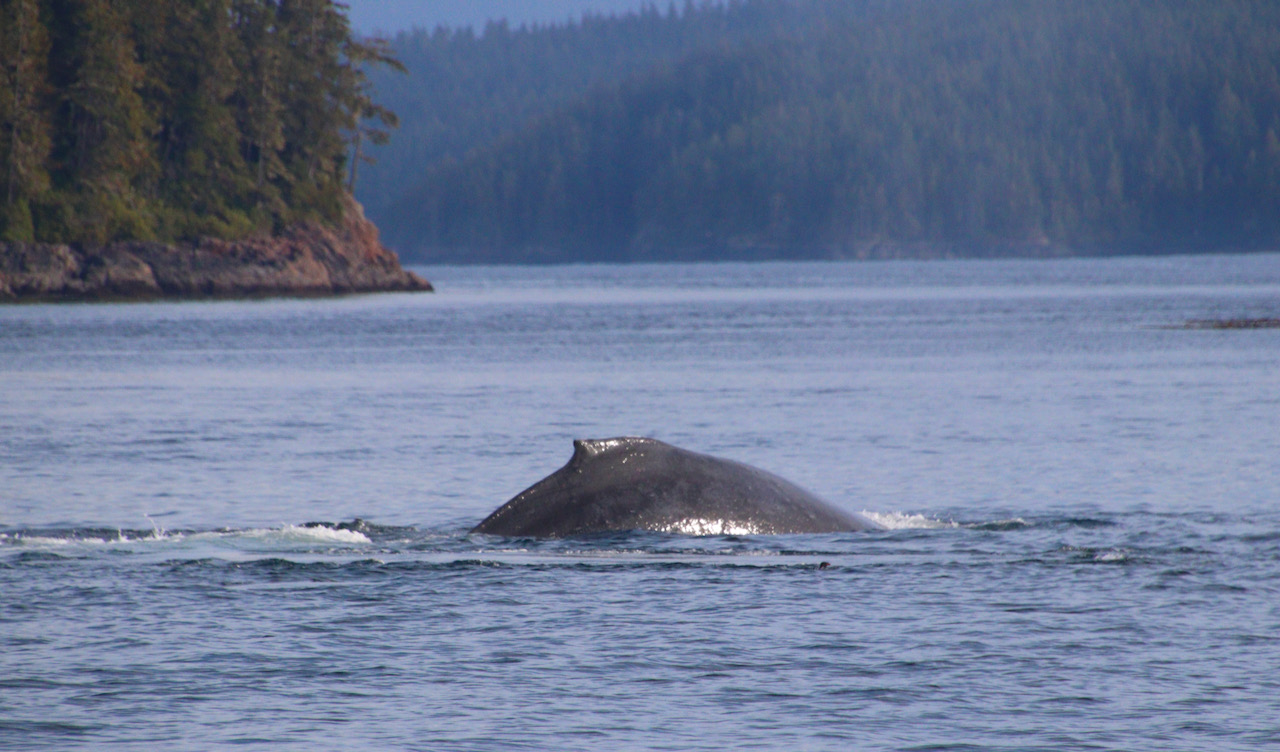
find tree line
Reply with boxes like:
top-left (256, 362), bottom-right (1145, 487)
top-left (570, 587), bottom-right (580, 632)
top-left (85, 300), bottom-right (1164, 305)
top-left (367, 0), bottom-right (1280, 261)
top-left (0, 0), bottom-right (399, 245)
top-left (357, 0), bottom-right (818, 231)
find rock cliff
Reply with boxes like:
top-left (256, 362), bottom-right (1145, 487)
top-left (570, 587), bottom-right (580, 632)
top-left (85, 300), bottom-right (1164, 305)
top-left (0, 200), bottom-right (431, 302)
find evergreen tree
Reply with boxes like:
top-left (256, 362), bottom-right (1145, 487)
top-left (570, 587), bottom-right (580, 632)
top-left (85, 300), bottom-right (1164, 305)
top-left (275, 0), bottom-right (350, 220)
top-left (231, 0), bottom-right (288, 219)
top-left (0, 0), bottom-right (401, 245)
top-left (46, 0), bottom-right (155, 243)
top-left (343, 37), bottom-right (403, 193)
top-left (0, 0), bottom-right (52, 241)
top-left (132, 0), bottom-right (253, 238)
top-left (374, 0), bottom-right (1280, 260)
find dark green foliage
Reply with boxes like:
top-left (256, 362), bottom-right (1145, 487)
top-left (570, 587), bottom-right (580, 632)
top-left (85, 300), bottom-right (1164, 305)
top-left (0, 0), bottom-right (52, 241)
top-left (0, 0), bottom-right (399, 244)
top-left (358, 0), bottom-right (811, 232)
top-left (370, 0), bottom-right (1280, 261)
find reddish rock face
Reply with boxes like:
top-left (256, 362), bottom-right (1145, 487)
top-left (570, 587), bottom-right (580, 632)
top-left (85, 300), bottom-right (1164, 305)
top-left (0, 198), bottom-right (431, 302)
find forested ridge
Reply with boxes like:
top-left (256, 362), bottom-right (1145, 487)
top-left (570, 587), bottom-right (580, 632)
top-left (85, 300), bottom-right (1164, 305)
top-left (366, 0), bottom-right (1280, 262)
top-left (0, 0), bottom-right (399, 245)
top-left (358, 0), bottom-right (817, 232)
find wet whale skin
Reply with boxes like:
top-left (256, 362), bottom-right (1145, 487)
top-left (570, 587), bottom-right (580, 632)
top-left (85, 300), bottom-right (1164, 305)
top-left (471, 437), bottom-right (881, 538)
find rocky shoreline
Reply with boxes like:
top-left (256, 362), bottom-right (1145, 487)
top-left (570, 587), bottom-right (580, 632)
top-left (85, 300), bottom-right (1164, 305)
top-left (0, 201), bottom-right (430, 302)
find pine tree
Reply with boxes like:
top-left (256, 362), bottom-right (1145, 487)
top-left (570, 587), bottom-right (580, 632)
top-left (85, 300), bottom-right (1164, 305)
top-left (231, 0), bottom-right (288, 221)
top-left (344, 36), bottom-right (403, 193)
top-left (276, 0), bottom-right (349, 220)
top-left (0, 0), bottom-right (52, 241)
top-left (272, 0), bottom-right (402, 220)
top-left (48, 0), bottom-right (155, 243)
top-left (131, 0), bottom-right (253, 238)
top-left (0, 0), bottom-right (402, 244)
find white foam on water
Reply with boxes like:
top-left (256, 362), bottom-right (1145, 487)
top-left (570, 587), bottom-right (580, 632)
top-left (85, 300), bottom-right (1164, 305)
top-left (5, 527), bottom-right (180, 548)
top-left (862, 511), bottom-right (960, 530)
top-left (3, 523), bottom-right (370, 555)
top-left (203, 524), bottom-right (371, 546)
top-left (1094, 549), bottom-right (1128, 562)
top-left (10, 534), bottom-right (109, 547)
top-left (267, 524), bottom-right (371, 545)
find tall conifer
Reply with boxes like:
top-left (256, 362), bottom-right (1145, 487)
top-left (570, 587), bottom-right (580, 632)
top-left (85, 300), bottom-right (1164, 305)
top-left (51, 0), bottom-right (155, 242)
top-left (0, 0), bottom-right (400, 244)
top-left (232, 0), bottom-right (288, 221)
top-left (0, 0), bottom-right (52, 241)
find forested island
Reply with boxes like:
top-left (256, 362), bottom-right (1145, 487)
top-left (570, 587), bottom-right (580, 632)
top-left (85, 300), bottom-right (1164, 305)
top-left (363, 0), bottom-right (1280, 263)
top-left (0, 0), bottom-right (428, 301)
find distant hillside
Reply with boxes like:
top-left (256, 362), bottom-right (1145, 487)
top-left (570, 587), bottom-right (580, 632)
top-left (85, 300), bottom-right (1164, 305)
top-left (357, 0), bottom-right (817, 234)
top-left (365, 0), bottom-right (1280, 263)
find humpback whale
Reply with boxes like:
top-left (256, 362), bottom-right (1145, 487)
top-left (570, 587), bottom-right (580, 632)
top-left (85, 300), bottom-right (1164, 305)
top-left (471, 437), bottom-right (882, 538)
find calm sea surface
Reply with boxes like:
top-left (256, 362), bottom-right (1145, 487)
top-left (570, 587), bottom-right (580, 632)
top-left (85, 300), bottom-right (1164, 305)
top-left (2, 254), bottom-right (1279, 750)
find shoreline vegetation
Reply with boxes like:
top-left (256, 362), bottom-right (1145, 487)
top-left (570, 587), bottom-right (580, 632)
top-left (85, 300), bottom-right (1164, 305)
top-left (0, 197), bottom-right (430, 302)
top-left (8, 1), bottom-right (1279, 287)
top-left (0, 0), bottom-right (427, 302)
top-left (364, 0), bottom-right (1280, 264)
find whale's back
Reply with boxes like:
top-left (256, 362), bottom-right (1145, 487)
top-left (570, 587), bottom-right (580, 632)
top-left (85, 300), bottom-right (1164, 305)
top-left (471, 437), bottom-right (879, 538)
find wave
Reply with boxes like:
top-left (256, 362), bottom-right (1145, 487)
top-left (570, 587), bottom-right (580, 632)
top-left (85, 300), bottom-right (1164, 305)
top-left (7, 511), bottom-right (1255, 568)
top-left (0, 513), bottom-right (1009, 551)
top-left (235, 524), bottom-right (372, 545)
top-left (861, 511), bottom-right (961, 530)
top-left (0, 522), bottom-right (372, 552)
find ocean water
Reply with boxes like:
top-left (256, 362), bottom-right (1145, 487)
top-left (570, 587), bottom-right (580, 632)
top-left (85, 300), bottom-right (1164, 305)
top-left (2, 254), bottom-right (1279, 751)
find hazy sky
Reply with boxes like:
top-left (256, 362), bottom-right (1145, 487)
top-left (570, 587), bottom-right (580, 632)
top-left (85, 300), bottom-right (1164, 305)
top-left (342, 0), bottom-right (656, 33)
